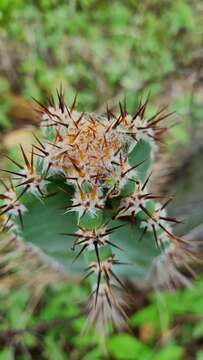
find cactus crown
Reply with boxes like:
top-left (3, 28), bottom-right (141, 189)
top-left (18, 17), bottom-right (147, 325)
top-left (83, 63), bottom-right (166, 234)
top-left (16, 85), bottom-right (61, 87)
top-left (0, 89), bottom-right (198, 331)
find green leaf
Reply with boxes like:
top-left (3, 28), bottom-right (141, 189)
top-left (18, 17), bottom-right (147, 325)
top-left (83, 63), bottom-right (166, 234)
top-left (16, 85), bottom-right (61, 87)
top-left (154, 345), bottom-right (183, 360)
top-left (130, 305), bottom-right (158, 327)
top-left (83, 348), bottom-right (103, 360)
top-left (0, 112), bottom-right (11, 129)
top-left (197, 352), bottom-right (203, 360)
top-left (107, 334), bottom-right (149, 359)
top-left (23, 333), bottom-right (37, 347)
top-left (170, 123), bottom-right (189, 145)
top-left (192, 322), bottom-right (203, 339)
top-left (43, 334), bottom-right (68, 360)
top-left (0, 348), bottom-right (13, 360)
top-left (7, 289), bottom-right (30, 329)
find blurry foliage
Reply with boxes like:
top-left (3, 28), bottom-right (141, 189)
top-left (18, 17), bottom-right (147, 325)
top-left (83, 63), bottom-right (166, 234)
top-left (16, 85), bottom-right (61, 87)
top-left (0, 0), bottom-right (202, 131)
top-left (0, 77), bottom-right (11, 129)
top-left (1, 277), bottom-right (203, 359)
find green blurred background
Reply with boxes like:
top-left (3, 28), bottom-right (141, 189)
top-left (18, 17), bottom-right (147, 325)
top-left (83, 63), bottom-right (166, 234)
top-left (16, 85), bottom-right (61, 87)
top-left (0, 0), bottom-right (203, 359)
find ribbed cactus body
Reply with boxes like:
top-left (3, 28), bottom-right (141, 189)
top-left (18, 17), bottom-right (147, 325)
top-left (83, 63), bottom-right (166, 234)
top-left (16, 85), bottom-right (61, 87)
top-left (0, 90), bottom-right (198, 330)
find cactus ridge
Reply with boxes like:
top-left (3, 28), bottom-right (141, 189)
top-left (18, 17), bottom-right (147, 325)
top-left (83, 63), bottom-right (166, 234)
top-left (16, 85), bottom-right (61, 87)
top-left (0, 89), bottom-right (199, 331)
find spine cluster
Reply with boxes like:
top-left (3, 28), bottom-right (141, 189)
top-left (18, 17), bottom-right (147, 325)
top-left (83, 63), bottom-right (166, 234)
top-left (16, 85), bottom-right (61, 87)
top-left (0, 89), bottom-right (199, 331)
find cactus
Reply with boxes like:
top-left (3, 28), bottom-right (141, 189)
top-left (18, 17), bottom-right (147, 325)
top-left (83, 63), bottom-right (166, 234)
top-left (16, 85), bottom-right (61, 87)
top-left (0, 89), bottom-right (199, 331)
